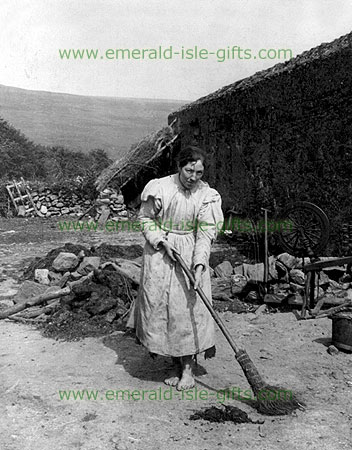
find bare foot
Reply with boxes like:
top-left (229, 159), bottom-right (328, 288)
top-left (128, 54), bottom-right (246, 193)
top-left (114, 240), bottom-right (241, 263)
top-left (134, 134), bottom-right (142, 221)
top-left (164, 357), bottom-right (181, 386)
top-left (176, 373), bottom-right (195, 391)
top-left (176, 355), bottom-right (195, 391)
top-left (164, 375), bottom-right (180, 386)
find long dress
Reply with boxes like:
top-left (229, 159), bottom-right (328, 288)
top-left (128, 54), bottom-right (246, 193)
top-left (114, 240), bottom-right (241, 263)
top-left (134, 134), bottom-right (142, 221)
top-left (127, 173), bottom-right (224, 357)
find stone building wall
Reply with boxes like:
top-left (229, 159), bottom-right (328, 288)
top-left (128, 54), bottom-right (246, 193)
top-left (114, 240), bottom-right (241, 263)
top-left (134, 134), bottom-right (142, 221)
top-left (168, 32), bottom-right (352, 254)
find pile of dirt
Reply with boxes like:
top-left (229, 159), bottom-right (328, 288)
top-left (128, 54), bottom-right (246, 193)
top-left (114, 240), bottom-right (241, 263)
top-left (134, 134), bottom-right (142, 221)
top-left (40, 267), bottom-right (137, 340)
top-left (189, 405), bottom-right (264, 424)
top-left (10, 243), bottom-right (144, 340)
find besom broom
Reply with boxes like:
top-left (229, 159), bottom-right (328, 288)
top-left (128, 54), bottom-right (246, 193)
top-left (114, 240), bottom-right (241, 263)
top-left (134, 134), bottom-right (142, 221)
top-left (174, 252), bottom-right (305, 415)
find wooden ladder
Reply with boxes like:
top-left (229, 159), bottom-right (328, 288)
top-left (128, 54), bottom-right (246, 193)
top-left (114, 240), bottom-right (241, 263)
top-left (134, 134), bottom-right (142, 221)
top-left (6, 178), bottom-right (39, 216)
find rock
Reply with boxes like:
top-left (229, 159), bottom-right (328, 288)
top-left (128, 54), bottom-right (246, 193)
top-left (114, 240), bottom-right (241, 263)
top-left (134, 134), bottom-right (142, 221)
top-left (211, 278), bottom-right (232, 297)
top-left (52, 252), bottom-right (79, 272)
top-left (233, 264), bottom-right (244, 276)
top-left (18, 206), bottom-right (26, 217)
top-left (0, 299), bottom-right (15, 308)
top-left (58, 272), bottom-right (71, 288)
top-left (226, 297), bottom-right (248, 313)
top-left (295, 257), bottom-right (310, 269)
top-left (277, 253), bottom-right (298, 269)
top-left (316, 271), bottom-right (330, 287)
top-left (61, 207), bottom-right (70, 214)
top-left (287, 293), bottom-right (304, 305)
top-left (96, 198), bottom-right (111, 205)
top-left (105, 310), bottom-right (118, 323)
top-left (70, 271), bottom-right (83, 280)
top-left (268, 256), bottom-right (278, 280)
top-left (255, 304), bottom-right (268, 315)
top-left (77, 256), bottom-right (101, 275)
top-left (289, 269), bottom-right (305, 285)
top-left (245, 291), bottom-right (259, 302)
top-left (290, 282), bottom-right (305, 294)
top-left (56, 202), bottom-right (64, 208)
top-left (341, 283), bottom-right (351, 290)
top-left (264, 293), bottom-right (288, 304)
top-left (77, 250), bottom-right (86, 260)
top-left (13, 280), bottom-right (48, 304)
top-left (327, 345), bottom-right (339, 356)
top-left (113, 258), bottom-right (141, 284)
top-left (40, 205), bottom-right (48, 214)
top-left (243, 263), bottom-right (264, 282)
top-left (34, 269), bottom-right (50, 285)
top-left (48, 271), bottom-right (62, 284)
top-left (115, 195), bottom-right (124, 204)
top-left (231, 274), bottom-right (248, 294)
top-left (329, 279), bottom-right (343, 290)
top-left (214, 260), bottom-right (233, 278)
top-left (275, 260), bottom-right (289, 280)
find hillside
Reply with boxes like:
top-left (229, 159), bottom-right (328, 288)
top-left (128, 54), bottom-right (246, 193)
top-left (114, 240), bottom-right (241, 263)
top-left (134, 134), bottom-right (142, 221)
top-left (0, 85), bottom-right (187, 159)
top-left (0, 117), bottom-right (111, 182)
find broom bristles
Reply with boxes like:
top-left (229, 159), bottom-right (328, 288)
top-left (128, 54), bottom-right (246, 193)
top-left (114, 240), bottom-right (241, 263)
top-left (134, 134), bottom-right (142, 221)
top-left (236, 349), bottom-right (305, 415)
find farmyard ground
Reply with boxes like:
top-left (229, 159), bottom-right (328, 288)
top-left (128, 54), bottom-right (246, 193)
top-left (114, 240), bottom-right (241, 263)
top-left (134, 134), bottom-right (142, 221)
top-left (0, 218), bottom-right (351, 450)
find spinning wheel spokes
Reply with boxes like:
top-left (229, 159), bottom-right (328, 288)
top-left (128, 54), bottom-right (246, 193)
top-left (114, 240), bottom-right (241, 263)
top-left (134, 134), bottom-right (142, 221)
top-left (278, 202), bottom-right (330, 257)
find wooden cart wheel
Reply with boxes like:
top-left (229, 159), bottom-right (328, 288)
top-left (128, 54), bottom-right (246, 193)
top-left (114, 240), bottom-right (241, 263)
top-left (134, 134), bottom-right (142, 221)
top-left (278, 201), bottom-right (330, 258)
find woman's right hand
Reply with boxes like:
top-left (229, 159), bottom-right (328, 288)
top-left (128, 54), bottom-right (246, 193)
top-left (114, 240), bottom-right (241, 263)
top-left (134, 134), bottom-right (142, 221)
top-left (161, 240), bottom-right (179, 262)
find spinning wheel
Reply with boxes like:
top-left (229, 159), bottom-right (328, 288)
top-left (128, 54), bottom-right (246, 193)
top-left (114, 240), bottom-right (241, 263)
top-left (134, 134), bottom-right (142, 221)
top-left (278, 201), bottom-right (330, 258)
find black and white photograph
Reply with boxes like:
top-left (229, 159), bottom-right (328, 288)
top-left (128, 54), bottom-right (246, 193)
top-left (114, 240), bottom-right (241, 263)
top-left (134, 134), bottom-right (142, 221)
top-left (1, 1), bottom-right (352, 449)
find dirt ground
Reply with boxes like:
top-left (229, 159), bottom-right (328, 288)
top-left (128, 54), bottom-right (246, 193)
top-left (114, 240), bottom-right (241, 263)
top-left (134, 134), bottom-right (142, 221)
top-left (1, 217), bottom-right (351, 450)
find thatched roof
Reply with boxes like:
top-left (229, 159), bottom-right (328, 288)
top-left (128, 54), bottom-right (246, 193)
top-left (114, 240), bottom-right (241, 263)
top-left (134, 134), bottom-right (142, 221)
top-left (95, 124), bottom-right (178, 192)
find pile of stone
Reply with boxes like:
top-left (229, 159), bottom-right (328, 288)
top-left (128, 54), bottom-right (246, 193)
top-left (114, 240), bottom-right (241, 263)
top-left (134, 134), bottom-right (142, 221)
top-left (95, 188), bottom-right (128, 222)
top-left (211, 252), bottom-right (352, 307)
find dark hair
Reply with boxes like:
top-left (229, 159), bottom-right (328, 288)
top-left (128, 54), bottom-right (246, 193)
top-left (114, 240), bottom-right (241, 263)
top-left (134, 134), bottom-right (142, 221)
top-left (177, 146), bottom-right (207, 168)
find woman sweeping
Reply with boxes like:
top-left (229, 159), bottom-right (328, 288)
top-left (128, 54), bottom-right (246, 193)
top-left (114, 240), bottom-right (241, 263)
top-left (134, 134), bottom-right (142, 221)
top-left (128, 146), bottom-right (223, 390)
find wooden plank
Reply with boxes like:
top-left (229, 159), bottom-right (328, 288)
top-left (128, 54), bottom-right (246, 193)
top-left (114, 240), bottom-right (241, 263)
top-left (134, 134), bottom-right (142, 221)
top-left (14, 180), bottom-right (26, 207)
top-left (14, 195), bottom-right (29, 202)
top-left (6, 185), bottom-right (18, 212)
top-left (97, 206), bottom-right (110, 225)
top-left (304, 256), bottom-right (352, 272)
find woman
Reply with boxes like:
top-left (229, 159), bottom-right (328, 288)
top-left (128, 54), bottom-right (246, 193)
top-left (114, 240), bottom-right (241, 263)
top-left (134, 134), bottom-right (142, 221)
top-left (128, 146), bottom-right (223, 390)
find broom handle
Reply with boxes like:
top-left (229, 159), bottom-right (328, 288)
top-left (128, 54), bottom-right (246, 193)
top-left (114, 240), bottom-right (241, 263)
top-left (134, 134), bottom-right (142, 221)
top-left (174, 252), bottom-right (241, 355)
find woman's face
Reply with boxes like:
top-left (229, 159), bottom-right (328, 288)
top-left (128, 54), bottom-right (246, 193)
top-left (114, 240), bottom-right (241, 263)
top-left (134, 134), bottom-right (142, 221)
top-left (178, 159), bottom-right (204, 190)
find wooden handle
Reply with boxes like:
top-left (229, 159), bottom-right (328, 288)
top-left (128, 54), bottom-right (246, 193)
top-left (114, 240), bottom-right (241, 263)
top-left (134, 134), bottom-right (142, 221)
top-left (174, 252), bottom-right (241, 355)
top-left (0, 287), bottom-right (71, 319)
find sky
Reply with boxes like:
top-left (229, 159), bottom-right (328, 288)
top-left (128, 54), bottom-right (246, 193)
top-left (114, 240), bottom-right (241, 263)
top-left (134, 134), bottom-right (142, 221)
top-left (0, 0), bottom-right (352, 101)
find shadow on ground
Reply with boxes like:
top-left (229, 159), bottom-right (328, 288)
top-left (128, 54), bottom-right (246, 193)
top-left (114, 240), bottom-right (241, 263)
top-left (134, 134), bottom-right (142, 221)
top-left (103, 332), bottom-right (208, 384)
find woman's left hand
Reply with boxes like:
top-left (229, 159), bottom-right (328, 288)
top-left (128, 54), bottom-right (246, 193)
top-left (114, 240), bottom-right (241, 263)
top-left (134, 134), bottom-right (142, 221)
top-left (194, 264), bottom-right (204, 290)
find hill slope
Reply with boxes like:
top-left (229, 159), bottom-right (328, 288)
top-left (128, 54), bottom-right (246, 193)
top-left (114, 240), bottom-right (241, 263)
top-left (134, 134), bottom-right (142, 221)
top-left (0, 85), bottom-right (186, 159)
